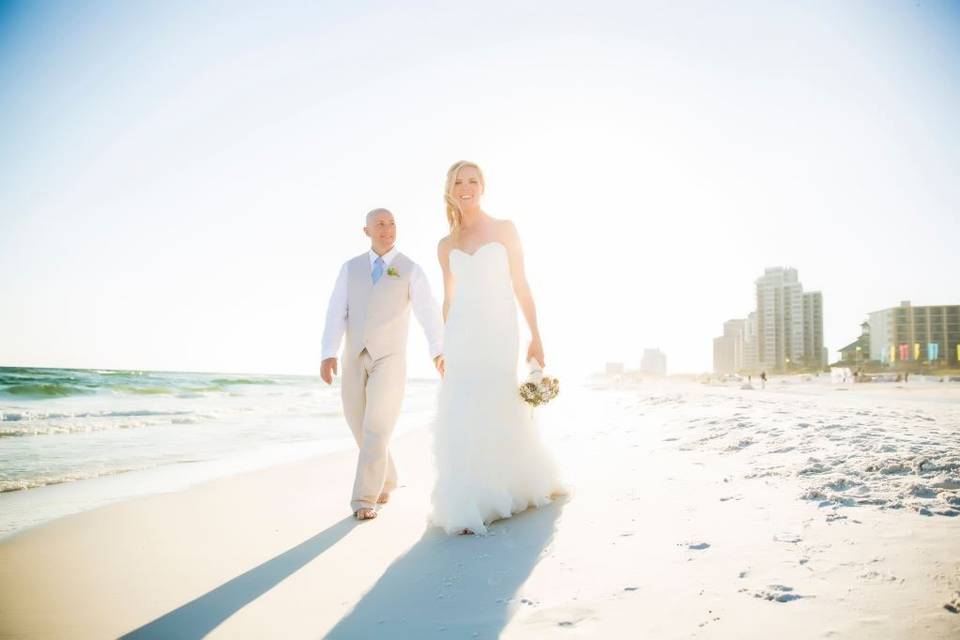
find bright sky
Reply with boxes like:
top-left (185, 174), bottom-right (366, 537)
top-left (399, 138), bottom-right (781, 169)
top-left (2, 1), bottom-right (959, 379)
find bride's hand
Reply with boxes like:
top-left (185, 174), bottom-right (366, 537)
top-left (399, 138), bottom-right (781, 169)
top-left (526, 339), bottom-right (545, 369)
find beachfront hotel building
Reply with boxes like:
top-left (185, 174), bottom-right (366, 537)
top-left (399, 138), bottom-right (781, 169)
top-left (756, 267), bottom-right (802, 371)
top-left (868, 301), bottom-right (960, 367)
top-left (803, 291), bottom-right (825, 370)
top-left (743, 311), bottom-right (758, 372)
top-left (713, 268), bottom-right (825, 374)
top-left (605, 362), bottom-right (625, 376)
top-left (641, 348), bottom-right (667, 376)
top-left (756, 267), bottom-right (825, 372)
top-left (713, 319), bottom-right (746, 375)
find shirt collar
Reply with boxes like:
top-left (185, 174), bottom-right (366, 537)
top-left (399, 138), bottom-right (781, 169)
top-left (369, 246), bottom-right (398, 267)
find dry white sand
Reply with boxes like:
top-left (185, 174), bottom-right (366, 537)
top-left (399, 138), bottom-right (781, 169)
top-left (1, 380), bottom-right (958, 639)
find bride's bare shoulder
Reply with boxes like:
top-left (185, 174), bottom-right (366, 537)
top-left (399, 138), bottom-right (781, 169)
top-left (437, 235), bottom-right (453, 257)
top-left (492, 218), bottom-right (521, 246)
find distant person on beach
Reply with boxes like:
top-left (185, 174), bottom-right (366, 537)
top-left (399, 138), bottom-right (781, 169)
top-left (760, 371), bottom-right (767, 389)
top-left (320, 208), bottom-right (445, 521)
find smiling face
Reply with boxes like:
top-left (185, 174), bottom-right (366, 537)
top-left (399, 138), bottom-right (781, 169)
top-left (451, 165), bottom-right (484, 209)
top-left (364, 209), bottom-right (396, 255)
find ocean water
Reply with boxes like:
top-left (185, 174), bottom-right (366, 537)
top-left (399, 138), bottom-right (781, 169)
top-left (0, 367), bottom-right (438, 536)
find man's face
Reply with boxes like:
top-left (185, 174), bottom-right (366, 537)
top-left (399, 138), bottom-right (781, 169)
top-left (364, 210), bottom-right (396, 254)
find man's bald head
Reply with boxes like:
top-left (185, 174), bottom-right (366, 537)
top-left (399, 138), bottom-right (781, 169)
top-left (364, 208), bottom-right (397, 255)
top-left (366, 208), bottom-right (393, 226)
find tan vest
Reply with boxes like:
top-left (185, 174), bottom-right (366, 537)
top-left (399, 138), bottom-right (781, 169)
top-left (345, 252), bottom-right (413, 360)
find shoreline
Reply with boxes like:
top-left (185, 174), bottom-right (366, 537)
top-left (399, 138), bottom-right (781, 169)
top-left (0, 433), bottom-right (360, 541)
top-left (0, 395), bottom-right (435, 539)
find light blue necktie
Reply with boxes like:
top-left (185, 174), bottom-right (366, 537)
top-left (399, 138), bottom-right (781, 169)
top-left (371, 256), bottom-right (385, 284)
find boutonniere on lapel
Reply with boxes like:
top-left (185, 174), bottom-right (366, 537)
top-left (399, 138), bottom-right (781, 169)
top-left (386, 266), bottom-right (400, 278)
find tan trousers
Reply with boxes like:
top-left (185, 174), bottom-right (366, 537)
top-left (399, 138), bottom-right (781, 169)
top-left (341, 349), bottom-right (405, 511)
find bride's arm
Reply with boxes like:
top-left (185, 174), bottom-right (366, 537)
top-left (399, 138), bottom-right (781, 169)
top-left (502, 221), bottom-right (545, 367)
top-left (437, 236), bottom-right (454, 323)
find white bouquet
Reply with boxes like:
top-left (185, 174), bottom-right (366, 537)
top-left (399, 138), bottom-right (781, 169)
top-left (519, 359), bottom-right (559, 407)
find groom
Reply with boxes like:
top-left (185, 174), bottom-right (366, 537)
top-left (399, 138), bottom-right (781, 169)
top-left (320, 208), bottom-right (444, 521)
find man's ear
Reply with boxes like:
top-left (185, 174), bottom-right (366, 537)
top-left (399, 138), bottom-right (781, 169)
top-left (363, 227), bottom-right (371, 238)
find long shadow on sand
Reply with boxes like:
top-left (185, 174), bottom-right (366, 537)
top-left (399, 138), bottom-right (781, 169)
top-left (326, 499), bottom-right (565, 640)
top-left (120, 517), bottom-right (356, 640)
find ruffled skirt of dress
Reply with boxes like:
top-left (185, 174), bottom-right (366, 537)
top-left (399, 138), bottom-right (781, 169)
top-left (429, 369), bottom-right (563, 535)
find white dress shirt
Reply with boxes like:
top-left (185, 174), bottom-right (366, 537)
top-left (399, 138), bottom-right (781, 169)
top-left (321, 247), bottom-right (444, 360)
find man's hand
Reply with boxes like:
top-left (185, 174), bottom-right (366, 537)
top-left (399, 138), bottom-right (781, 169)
top-left (434, 354), bottom-right (445, 377)
top-left (320, 357), bottom-right (338, 385)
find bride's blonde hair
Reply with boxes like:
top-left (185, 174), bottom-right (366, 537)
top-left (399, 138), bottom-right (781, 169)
top-left (444, 160), bottom-right (485, 237)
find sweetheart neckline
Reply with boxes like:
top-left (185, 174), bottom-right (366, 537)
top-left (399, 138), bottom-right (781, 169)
top-left (450, 241), bottom-right (506, 258)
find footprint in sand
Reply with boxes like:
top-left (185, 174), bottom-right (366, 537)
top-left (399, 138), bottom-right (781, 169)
top-left (529, 606), bottom-right (594, 629)
top-left (773, 532), bottom-right (802, 544)
top-left (679, 541), bottom-right (710, 550)
top-left (945, 592), bottom-right (960, 614)
top-left (859, 571), bottom-right (901, 583)
top-left (743, 584), bottom-right (807, 603)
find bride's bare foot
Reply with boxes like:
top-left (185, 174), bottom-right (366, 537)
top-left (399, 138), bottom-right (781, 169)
top-left (377, 493), bottom-right (390, 504)
top-left (354, 508), bottom-right (377, 521)
top-left (457, 528), bottom-right (475, 535)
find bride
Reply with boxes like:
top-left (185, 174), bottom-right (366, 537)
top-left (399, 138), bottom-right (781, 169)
top-left (430, 160), bottom-right (563, 535)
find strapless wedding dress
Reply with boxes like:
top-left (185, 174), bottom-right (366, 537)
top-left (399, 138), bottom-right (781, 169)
top-left (430, 242), bottom-right (563, 535)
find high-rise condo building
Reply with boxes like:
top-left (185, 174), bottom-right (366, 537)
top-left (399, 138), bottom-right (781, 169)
top-left (714, 268), bottom-right (825, 374)
top-left (641, 348), bottom-right (668, 376)
top-left (713, 320), bottom-right (745, 375)
top-left (803, 291), bottom-right (825, 369)
top-left (756, 267), bottom-right (807, 371)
